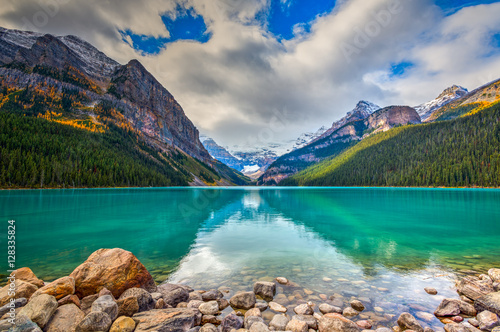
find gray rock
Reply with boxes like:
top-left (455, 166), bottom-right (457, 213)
top-left (91, 295), bottom-right (118, 321)
top-left (458, 277), bottom-right (495, 301)
top-left (19, 293), bottom-right (58, 329)
top-left (202, 289), bottom-right (224, 301)
top-left (249, 321), bottom-right (269, 332)
top-left (294, 304), bottom-right (313, 315)
top-left (435, 299), bottom-right (477, 317)
top-left (476, 292), bottom-right (500, 316)
top-left (0, 298), bottom-right (27, 317)
top-left (80, 295), bottom-right (98, 315)
top-left (188, 300), bottom-right (204, 309)
top-left (318, 314), bottom-right (360, 332)
top-left (397, 312), bottom-right (423, 332)
top-left (318, 303), bottom-right (341, 315)
top-left (425, 287), bottom-right (438, 295)
top-left (276, 277), bottom-right (288, 285)
top-left (218, 299), bottom-right (230, 310)
top-left (75, 311), bottom-right (112, 332)
top-left (199, 301), bottom-right (220, 315)
top-left (255, 300), bottom-right (268, 312)
top-left (230, 292), bottom-right (256, 310)
top-left (200, 323), bottom-right (218, 332)
top-left (350, 300), bottom-right (365, 312)
top-left (221, 314), bottom-right (244, 332)
top-left (157, 284), bottom-right (190, 307)
top-left (293, 315), bottom-right (318, 330)
top-left (151, 292), bottom-right (163, 301)
top-left (133, 308), bottom-right (201, 332)
top-left (254, 282), bottom-right (276, 302)
top-left (189, 291), bottom-right (203, 302)
top-left (477, 310), bottom-right (499, 331)
top-left (270, 314), bottom-right (290, 331)
top-left (489, 269), bottom-right (500, 283)
top-left (3, 314), bottom-right (42, 332)
top-left (119, 287), bottom-right (154, 312)
top-left (45, 303), bottom-right (85, 332)
top-left (245, 316), bottom-right (264, 330)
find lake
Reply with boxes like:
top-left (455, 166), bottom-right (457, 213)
top-left (1, 187), bottom-right (499, 329)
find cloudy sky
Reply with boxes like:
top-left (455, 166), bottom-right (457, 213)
top-left (2, 0), bottom-right (500, 147)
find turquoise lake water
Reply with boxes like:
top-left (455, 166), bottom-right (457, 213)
top-left (1, 187), bottom-right (499, 329)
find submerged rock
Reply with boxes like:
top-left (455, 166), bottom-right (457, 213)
top-left (425, 287), bottom-right (438, 295)
top-left (350, 300), bottom-right (365, 312)
top-left (276, 277), bottom-right (289, 285)
top-left (435, 299), bottom-right (477, 317)
top-left (397, 312), bottom-right (423, 332)
top-left (70, 248), bottom-right (157, 298)
top-left (294, 303), bottom-right (313, 315)
top-left (230, 292), bottom-right (256, 310)
top-left (457, 277), bottom-right (495, 301)
top-left (270, 314), bottom-right (290, 330)
top-left (254, 281), bottom-right (276, 302)
top-left (319, 303), bottom-right (342, 315)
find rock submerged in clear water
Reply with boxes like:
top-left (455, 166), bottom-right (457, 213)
top-left (254, 281), bottom-right (276, 302)
top-left (230, 291), bottom-right (256, 310)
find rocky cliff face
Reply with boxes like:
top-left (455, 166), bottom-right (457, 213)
top-left (201, 137), bottom-right (245, 171)
top-left (0, 27), bottom-right (210, 162)
top-left (258, 104), bottom-right (420, 185)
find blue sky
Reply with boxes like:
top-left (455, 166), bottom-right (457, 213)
top-left (122, 0), bottom-right (499, 55)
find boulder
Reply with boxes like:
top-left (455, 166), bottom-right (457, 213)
top-left (286, 319), bottom-right (309, 332)
top-left (457, 277), bottom-right (495, 301)
top-left (75, 311), bottom-right (113, 332)
top-left (230, 292), bottom-right (256, 310)
top-left (249, 321), bottom-right (269, 332)
top-left (270, 314), bottom-right (290, 330)
top-left (294, 304), bottom-right (313, 315)
top-left (489, 270), bottom-right (500, 283)
top-left (269, 301), bottom-right (287, 313)
top-left (0, 298), bottom-right (27, 317)
top-left (475, 292), bottom-right (500, 316)
top-left (119, 287), bottom-right (155, 312)
top-left (10, 268), bottom-right (44, 288)
top-left (70, 248), bottom-right (156, 298)
top-left (293, 314), bottom-right (318, 329)
top-left (132, 308), bottom-right (201, 332)
top-left (80, 294), bottom-right (99, 315)
top-left (0, 279), bottom-right (38, 306)
top-left (350, 300), bottom-right (365, 311)
top-left (202, 289), bottom-right (224, 301)
top-left (110, 316), bottom-right (136, 332)
top-left (435, 299), bottom-right (477, 317)
top-left (199, 301), bottom-right (219, 315)
top-left (476, 310), bottom-right (499, 331)
top-left (318, 313), bottom-right (360, 332)
top-left (254, 282), bottom-right (276, 302)
top-left (221, 313), bottom-right (244, 332)
top-left (425, 288), bottom-right (438, 295)
top-left (397, 312), bottom-right (423, 332)
top-left (45, 303), bottom-right (85, 332)
top-left (91, 295), bottom-right (118, 321)
top-left (32, 276), bottom-right (75, 300)
top-left (319, 303), bottom-right (341, 315)
top-left (58, 294), bottom-right (81, 308)
top-left (157, 284), bottom-right (190, 307)
top-left (116, 296), bottom-right (140, 317)
top-left (1, 314), bottom-right (42, 332)
top-left (19, 293), bottom-right (58, 329)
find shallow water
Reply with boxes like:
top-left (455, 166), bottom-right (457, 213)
top-left (1, 187), bottom-right (499, 329)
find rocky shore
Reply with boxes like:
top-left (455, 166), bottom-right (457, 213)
top-left (0, 248), bottom-right (499, 332)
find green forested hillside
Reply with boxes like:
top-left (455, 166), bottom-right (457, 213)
top-left (282, 103), bottom-right (500, 187)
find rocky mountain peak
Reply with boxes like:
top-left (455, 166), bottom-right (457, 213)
top-left (437, 85), bottom-right (468, 99)
top-left (414, 85), bottom-right (469, 121)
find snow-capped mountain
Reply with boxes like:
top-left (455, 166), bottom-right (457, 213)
top-left (414, 85), bottom-right (468, 121)
top-left (291, 126), bottom-right (328, 150)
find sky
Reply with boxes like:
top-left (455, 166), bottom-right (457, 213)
top-left (1, 0), bottom-right (500, 148)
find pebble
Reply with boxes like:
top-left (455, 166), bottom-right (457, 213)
top-left (276, 277), bottom-right (288, 285)
top-left (424, 288), bottom-right (438, 295)
top-left (269, 301), bottom-right (287, 313)
top-left (357, 320), bottom-right (373, 329)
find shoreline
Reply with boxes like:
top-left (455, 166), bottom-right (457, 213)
top-left (1, 248), bottom-right (499, 332)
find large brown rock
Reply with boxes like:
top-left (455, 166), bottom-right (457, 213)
top-left (117, 296), bottom-right (140, 317)
top-left (19, 293), bottom-right (58, 329)
top-left (435, 299), bottom-right (477, 317)
top-left (458, 277), bottom-right (495, 301)
top-left (119, 287), bottom-right (154, 312)
top-left (230, 292), bottom-right (256, 310)
top-left (132, 308), bottom-right (201, 332)
top-left (45, 303), bottom-right (85, 332)
top-left (70, 248), bottom-right (156, 298)
top-left (318, 313), bottom-right (360, 332)
top-left (32, 276), bottom-right (75, 300)
top-left (397, 312), bottom-right (424, 332)
top-left (475, 292), bottom-right (500, 316)
top-left (10, 268), bottom-right (44, 288)
top-left (0, 279), bottom-right (38, 306)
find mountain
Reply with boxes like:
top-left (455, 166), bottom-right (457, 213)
top-left (0, 27), bottom-right (251, 187)
top-left (414, 85), bottom-right (468, 121)
top-left (282, 101), bottom-right (500, 188)
top-left (426, 78), bottom-right (500, 122)
top-left (258, 102), bottom-right (421, 185)
top-left (291, 126), bottom-right (329, 150)
top-left (200, 136), bottom-right (245, 172)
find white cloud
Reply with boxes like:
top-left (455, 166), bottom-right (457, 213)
top-left (1, 0), bottom-right (500, 146)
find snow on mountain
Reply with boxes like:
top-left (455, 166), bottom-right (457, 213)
top-left (414, 85), bottom-right (468, 121)
top-left (0, 28), bottom-right (43, 49)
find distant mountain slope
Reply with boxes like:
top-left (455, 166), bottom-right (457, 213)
top-left (200, 136), bottom-right (245, 172)
top-left (0, 27), bottom-right (250, 187)
top-left (258, 104), bottom-right (419, 185)
top-left (283, 102), bottom-right (500, 188)
top-left (426, 79), bottom-right (500, 122)
top-left (414, 85), bottom-right (468, 121)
